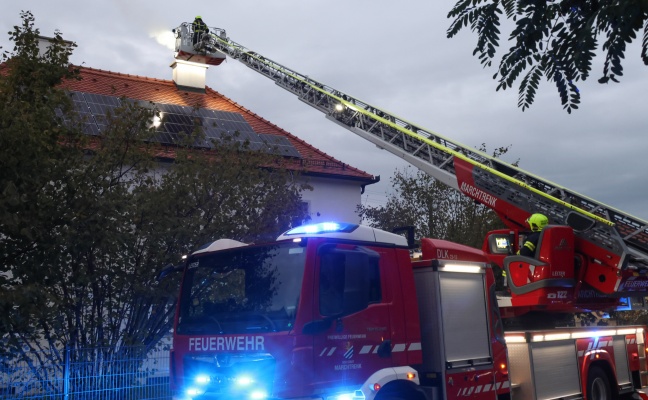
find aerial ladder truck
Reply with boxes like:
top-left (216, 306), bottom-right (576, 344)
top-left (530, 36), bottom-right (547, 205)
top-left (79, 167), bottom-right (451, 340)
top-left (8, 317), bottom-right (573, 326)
top-left (168, 22), bottom-right (648, 400)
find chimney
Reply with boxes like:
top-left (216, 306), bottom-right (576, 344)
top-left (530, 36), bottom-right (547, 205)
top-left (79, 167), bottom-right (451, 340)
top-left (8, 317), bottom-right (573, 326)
top-left (37, 35), bottom-right (74, 59)
top-left (170, 59), bottom-right (208, 93)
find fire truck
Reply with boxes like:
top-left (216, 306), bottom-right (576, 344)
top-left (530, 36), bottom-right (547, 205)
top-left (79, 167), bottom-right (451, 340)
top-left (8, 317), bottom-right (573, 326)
top-left (167, 22), bottom-right (648, 400)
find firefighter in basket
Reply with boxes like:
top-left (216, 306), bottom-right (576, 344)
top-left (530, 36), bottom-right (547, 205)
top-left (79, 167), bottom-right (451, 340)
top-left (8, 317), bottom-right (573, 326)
top-left (192, 16), bottom-right (209, 46)
top-left (519, 213), bottom-right (549, 257)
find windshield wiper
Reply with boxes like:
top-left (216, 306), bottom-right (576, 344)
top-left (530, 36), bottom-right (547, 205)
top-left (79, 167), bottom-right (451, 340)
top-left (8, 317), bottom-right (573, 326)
top-left (242, 313), bottom-right (277, 332)
top-left (207, 316), bottom-right (224, 333)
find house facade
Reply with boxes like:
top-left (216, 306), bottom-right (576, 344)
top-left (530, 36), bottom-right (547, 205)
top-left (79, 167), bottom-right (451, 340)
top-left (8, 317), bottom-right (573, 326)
top-left (61, 60), bottom-right (379, 225)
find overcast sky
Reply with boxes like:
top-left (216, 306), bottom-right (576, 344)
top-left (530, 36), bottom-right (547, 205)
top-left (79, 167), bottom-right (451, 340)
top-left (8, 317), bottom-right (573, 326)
top-left (3, 1), bottom-right (647, 221)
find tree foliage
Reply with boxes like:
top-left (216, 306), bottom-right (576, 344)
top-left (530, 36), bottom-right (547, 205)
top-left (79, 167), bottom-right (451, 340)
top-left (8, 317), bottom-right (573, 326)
top-left (0, 11), bottom-right (309, 367)
top-left (357, 144), bottom-right (513, 249)
top-left (611, 309), bottom-right (648, 326)
top-left (447, 0), bottom-right (648, 113)
top-left (357, 167), bottom-right (505, 249)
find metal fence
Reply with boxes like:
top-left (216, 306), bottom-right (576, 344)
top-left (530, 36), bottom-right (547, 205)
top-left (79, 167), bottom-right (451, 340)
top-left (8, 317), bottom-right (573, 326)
top-left (0, 345), bottom-right (171, 400)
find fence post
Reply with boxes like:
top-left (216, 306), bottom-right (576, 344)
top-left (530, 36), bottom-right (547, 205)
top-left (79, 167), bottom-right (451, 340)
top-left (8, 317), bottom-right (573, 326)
top-left (63, 345), bottom-right (70, 400)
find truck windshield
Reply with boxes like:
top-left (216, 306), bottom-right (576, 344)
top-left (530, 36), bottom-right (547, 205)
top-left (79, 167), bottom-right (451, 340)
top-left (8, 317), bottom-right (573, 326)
top-left (176, 242), bottom-right (306, 335)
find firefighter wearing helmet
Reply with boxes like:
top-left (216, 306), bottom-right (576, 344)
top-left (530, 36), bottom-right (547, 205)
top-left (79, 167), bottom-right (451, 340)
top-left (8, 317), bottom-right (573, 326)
top-left (192, 16), bottom-right (208, 45)
top-left (519, 213), bottom-right (549, 257)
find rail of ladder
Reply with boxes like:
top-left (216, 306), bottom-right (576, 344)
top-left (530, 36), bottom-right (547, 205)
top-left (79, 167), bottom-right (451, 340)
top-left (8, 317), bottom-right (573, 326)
top-left (205, 27), bottom-right (648, 269)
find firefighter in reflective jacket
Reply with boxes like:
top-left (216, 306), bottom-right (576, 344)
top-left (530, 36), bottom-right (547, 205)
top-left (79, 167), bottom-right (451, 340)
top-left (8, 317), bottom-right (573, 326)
top-left (192, 16), bottom-right (208, 45)
top-left (519, 213), bottom-right (549, 257)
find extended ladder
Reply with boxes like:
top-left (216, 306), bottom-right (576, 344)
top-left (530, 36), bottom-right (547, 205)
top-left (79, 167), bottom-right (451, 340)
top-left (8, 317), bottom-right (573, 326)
top-left (181, 23), bottom-right (648, 289)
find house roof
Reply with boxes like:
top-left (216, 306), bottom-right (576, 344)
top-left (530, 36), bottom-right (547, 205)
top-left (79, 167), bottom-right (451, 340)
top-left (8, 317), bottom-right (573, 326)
top-left (60, 66), bottom-right (378, 183)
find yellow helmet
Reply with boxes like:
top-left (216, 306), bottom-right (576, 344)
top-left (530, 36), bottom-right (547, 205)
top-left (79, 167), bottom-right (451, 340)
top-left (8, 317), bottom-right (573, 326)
top-left (526, 213), bottom-right (548, 232)
top-left (195, 15), bottom-right (202, 19)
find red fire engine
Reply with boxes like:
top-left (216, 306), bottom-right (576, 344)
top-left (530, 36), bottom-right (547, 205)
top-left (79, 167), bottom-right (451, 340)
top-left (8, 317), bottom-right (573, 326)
top-left (166, 22), bottom-right (648, 400)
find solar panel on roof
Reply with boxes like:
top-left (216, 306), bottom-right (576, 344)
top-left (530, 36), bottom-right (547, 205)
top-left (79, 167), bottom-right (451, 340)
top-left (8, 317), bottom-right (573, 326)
top-left (198, 109), bottom-right (246, 122)
top-left (260, 135), bottom-right (284, 145)
top-left (83, 93), bottom-right (121, 106)
top-left (235, 122), bottom-right (254, 132)
top-left (153, 131), bottom-right (174, 145)
top-left (73, 99), bottom-right (90, 114)
top-left (196, 108), bottom-right (217, 119)
top-left (68, 91), bottom-right (302, 158)
top-left (82, 123), bottom-right (101, 136)
top-left (163, 123), bottom-right (192, 135)
top-left (87, 103), bottom-right (112, 117)
top-left (259, 134), bottom-right (302, 158)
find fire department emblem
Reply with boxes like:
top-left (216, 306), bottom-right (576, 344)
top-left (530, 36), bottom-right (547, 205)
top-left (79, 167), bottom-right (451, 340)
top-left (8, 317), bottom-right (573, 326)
top-left (344, 342), bottom-right (354, 359)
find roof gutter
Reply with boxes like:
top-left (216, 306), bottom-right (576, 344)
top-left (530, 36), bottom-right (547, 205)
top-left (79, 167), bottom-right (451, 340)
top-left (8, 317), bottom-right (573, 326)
top-left (361, 175), bottom-right (380, 194)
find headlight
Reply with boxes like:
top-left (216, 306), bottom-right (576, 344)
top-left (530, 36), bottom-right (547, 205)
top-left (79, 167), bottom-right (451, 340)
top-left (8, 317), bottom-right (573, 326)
top-left (184, 371), bottom-right (272, 399)
top-left (235, 375), bottom-right (254, 386)
top-left (250, 390), bottom-right (268, 399)
top-left (194, 374), bottom-right (211, 385)
top-left (326, 391), bottom-right (365, 400)
top-left (185, 386), bottom-right (206, 397)
top-left (184, 374), bottom-right (211, 398)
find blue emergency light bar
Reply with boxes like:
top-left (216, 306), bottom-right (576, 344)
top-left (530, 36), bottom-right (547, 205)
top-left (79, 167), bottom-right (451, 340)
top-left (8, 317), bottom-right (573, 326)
top-left (283, 222), bottom-right (359, 236)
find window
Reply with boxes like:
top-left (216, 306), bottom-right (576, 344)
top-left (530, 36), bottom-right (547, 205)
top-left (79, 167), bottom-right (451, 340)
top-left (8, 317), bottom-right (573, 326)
top-left (488, 233), bottom-right (511, 255)
top-left (177, 242), bottom-right (306, 334)
top-left (318, 246), bottom-right (381, 317)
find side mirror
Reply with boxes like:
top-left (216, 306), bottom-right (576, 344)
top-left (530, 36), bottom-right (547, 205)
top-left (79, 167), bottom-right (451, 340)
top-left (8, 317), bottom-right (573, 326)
top-left (392, 226), bottom-right (416, 249)
top-left (157, 263), bottom-right (183, 281)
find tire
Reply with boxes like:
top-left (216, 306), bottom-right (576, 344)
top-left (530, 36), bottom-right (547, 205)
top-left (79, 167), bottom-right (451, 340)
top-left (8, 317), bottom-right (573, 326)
top-left (587, 366), bottom-right (612, 400)
top-left (374, 387), bottom-right (423, 400)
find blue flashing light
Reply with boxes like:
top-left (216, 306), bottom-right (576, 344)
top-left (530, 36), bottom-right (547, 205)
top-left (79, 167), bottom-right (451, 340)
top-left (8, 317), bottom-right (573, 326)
top-left (186, 387), bottom-right (206, 397)
top-left (284, 222), bottom-right (359, 236)
top-left (325, 392), bottom-right (365, 400)
top-left (250, 390), bottom-right (268, 399)
top-left (184, 374), bottom-right (211, 399)
top-left (236, 375), bottom-right (254, 386)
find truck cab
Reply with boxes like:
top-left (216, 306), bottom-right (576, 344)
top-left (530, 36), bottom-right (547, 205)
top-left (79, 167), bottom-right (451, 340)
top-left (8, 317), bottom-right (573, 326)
top-left (170, 222), bottom-right (508, 400)
top-left (170, 222), bottom-right (423, 400)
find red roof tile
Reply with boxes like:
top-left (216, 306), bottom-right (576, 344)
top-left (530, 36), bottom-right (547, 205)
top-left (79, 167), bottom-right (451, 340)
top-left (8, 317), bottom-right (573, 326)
top-left (62, 66), bottom-right (376, 183)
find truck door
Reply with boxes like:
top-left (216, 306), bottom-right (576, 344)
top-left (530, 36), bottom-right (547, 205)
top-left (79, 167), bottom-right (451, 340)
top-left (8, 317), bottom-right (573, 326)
top-left (415, 262), bottom-right (503, 399)
top-left (311, 244), bottom-right (393, 393)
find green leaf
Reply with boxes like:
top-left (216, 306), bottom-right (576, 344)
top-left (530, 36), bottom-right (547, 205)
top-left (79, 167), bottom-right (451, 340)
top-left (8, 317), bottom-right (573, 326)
top-left (447, 0), bottom-right (648, 112)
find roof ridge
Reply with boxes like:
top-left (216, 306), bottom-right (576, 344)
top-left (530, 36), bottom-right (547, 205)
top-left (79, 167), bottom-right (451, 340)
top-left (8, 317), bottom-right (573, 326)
top-left (77, 65), bottom-right (175, 86)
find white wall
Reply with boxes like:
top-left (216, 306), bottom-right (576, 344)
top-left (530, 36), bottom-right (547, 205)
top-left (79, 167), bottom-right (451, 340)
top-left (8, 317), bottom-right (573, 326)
top-left (149, 145), bottom-right (374, 230)
top-left (299, 176), bottom-right (367, 224)
top-left (155, 161), bottom-right (371, 225)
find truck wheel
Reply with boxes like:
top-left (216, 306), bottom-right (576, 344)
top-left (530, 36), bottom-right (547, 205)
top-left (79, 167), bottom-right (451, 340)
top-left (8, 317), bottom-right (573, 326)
top-left (587, 366), bottom-right (612, 400)
top-left (377, 395), bottom-right (417, 400)
top-left (375, 388), bottom-right (423, 400)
